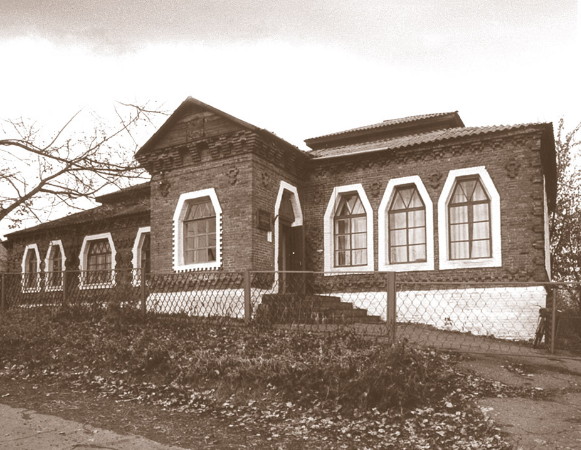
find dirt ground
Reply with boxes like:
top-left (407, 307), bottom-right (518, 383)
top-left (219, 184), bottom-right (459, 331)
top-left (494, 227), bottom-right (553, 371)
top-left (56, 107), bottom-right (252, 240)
top-left (460, 354), bottom-right (581, 449)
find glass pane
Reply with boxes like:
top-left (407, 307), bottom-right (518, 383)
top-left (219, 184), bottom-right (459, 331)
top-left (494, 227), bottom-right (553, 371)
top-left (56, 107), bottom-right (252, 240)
top-left (335, 251), bottom-right (349, 267)
top-left (473, 221), bottom-right (490, 240)
top-left (351, 196), bottom-right (365, 214)
top-left (450, 224), bottom-right (469, 242)
top-left (208, 234), bottom-right (216, 246)
top-left (409, 244), bottom-right (426, 262)
top-left (461, 179), bottom-right (477, 200)
top-left (472, 181), bottom-right (488, 201)
top-left (391, 191), bottom-right (406, 210)
top-left (207, 219), bottom-right (216, 233)
top-left (409, 227), bottom-right (426, 245)
top-left (207, 248), bottom-right (216, 262)
top-left (390, 246), bottom-right (407, 263)
top-left (450, 184), bottom-right (467, 204)
top-left (352, 233), bottom-right (367, 250)
top-left (398, 187), bottom-right (413, 208)
top-left (449, 206), bottom-right (468, 224)
top-left (390, 229), bottom-right (407, 246)
top-left (195, 249), bottom-right (207, 263)
top-left (408, 210), bottom-right (425, 227)
top-left (335, 218), bottom-right (350, 235)
top-left (450, 242), bottom-right (469, 260)
top-left (390, 212), bottom-right (406, 229)
top-left (335, 235), bottom-right (349, 251)
top-left (473, 203), bottom-right (489, 221)
top-left (409, 189), bottom-right (423, 208)
top-left (472, 239), bottom-right (491, 258)
top-left (352, 249), bottom-right (367, 265)
top-left (194, 236), bottom-right (207, 249)
top-left (352, 217), bottom-right (366, 233)
top-left (184, 250), bottom-right (194, 264)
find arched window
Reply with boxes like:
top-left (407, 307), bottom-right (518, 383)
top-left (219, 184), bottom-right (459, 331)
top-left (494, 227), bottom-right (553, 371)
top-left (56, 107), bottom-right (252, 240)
top-left (131, 226), bottom-right (151, 286)
top-left (79, 233), bottom-right (116, 288)
top-left (448, 177), bottom-right (491, 260)
top-left (388, 185), bottom-right (426, 264)
top-left (87, 239), bottom-right (113, 284)
top-left (45, 240), bottom-right (66, 290)
top-left (183, 197), bottom-right (216, 265)
top-left (438, 166), bottom-right (501, 269)
top-left (173, 188), bottom-right (222, 271)
top-left (334, 193), bottom-right (367, 267)
top-left (140, 233), bottom-right (151, 274)
top-left (21, 244), bottom-right (41, 292)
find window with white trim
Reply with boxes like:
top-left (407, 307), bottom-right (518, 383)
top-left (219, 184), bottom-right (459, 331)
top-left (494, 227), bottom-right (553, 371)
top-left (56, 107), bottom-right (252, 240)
top-left (45, 240), bottom-right (66, 290)
top-left (173, 189), bottom-right (222, 271)
top-left (378, 176), bottom-right (434, 272)
top-left (21, 244), bottom-right (41, 292)
top-left (323, 184), bottom-right (374, 273)
top-left (79, 233), bottom-right (116, 288)
top-left (438, 167), bottom-right (501, 270)
top-left (132, 226), bottom-right (151, 286)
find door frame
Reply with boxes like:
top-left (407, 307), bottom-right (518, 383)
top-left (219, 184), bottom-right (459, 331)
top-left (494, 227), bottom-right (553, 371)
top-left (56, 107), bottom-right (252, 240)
top-left (273, 181), bottom-right (303, 276)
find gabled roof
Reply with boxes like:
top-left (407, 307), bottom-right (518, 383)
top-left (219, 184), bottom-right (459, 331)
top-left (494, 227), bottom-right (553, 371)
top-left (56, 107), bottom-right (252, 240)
top-left (95, 181), bottom-right (150, 204)
top-left (135, 96), bottom-right (298, 159)
top-left (305, 111), bottom-right (464, 150)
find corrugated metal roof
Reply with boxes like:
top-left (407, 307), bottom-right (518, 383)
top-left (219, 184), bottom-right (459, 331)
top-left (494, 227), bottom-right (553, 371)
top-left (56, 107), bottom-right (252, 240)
top-left (305, 112), bottom-right (460, 143)
top-left (309, 123), bottom-right (549, 159)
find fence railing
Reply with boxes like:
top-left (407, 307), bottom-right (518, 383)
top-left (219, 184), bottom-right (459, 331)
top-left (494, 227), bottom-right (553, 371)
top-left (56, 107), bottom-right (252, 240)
top-left (1, 269), bottom-right (580, 356)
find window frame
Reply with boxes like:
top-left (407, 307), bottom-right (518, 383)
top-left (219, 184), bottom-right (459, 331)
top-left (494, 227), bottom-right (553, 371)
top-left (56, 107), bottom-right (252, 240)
top-left (173, 188), bottom-right (222, 272)
top-left (131, 226), bottom-right (151, 286)
top-left (438, 167), bottom-right (501, 270)
top-left (44, 240), bottom-right (66, 291)
top-left (378, 176), bottom-right (434, 272)
top-left (21, 243), bottom-right (41, 293)
top-left (323, 184), bottom-right (374, 273)
top-left (79, 232), bottom-right (116, 289)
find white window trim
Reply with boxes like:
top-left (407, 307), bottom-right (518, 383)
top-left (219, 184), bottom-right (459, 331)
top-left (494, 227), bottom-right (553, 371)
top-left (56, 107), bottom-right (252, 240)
top-left (131, 226), bottom-right (151, 286)
top-left (79, 232), bottom-right (117, 289)
top-left (44, 240), bottom-right (66, 291)
top-left (173, 188), bottom-right (222, 272)
top-left (378, 176), bottom-right (434, 272)
top-left (274, 181), bottom-right (303, 273)
top-left (438, 166), bottom-right (502, 270)
top-left (21, 243), bottom-right (41, 293)
top-left (323, 183), bottom-right (374, 273)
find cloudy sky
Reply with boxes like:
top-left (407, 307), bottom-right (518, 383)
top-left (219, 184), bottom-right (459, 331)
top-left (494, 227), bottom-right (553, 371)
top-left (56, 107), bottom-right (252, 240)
top-left (1, 0), bottom-right (579, 147)
top-left (0, 1), bottom-right (579, 237)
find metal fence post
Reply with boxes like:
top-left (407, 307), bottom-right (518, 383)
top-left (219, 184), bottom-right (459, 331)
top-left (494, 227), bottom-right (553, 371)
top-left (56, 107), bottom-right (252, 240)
top-left (141, 269), bottom-right (147, 315)
top-left (386, 272), bottom-right (396, 344)
top-left (244, 269), bottom-right (251, 324)
top-left (1, 273), bottom-right (5, 311)
top-left (550, 285), bottom-right (557, 354)
top-left (62, 270), bottom-right (68, 307)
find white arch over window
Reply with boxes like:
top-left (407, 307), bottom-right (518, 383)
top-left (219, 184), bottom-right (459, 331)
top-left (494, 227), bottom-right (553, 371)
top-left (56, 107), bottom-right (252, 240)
top-left (274, 181), bottom-right (303, 273)
top-left (378, 176), bottom-right (434, 272)
top-left (45, 240), bottom-right (66, 291)
top-left (79, 232), bottom-right (116, 289)
top-left (173, 188), bottom-right (222, 271)
top-left (323, 183), bottom-right (374, 273)
top-left (438, 166), bottom-right (502, 270)
top-left (132, 226), bottom-right (151, 286)
top-left (21, 243), bottom-right (41, 293)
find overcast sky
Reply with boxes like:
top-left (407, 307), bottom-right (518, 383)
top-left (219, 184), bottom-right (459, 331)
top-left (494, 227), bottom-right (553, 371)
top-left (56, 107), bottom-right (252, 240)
top-left (0, 1), bottom-right (580, 236)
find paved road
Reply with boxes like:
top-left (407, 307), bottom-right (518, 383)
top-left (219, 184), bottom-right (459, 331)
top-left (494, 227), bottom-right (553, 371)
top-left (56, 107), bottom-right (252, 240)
top-left (0, 404), bottom-right (185, 450)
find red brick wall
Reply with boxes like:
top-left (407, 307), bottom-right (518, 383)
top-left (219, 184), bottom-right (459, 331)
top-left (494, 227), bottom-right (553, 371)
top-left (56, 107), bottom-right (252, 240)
top-left (303, 129), bottom-right (549, 285)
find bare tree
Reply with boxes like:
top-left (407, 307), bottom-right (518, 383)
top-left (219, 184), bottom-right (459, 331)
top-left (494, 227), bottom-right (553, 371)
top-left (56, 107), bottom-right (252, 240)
top-left (0, 103), bottom-right (165, 230)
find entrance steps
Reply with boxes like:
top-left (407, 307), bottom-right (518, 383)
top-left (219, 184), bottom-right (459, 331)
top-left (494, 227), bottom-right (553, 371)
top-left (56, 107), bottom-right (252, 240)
top-left (258, 293), bottom-right (383, 324)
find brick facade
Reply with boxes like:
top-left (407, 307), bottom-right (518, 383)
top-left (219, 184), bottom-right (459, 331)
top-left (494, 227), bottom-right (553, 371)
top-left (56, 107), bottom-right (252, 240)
top-left (4, 98), bottom-right (556, 292)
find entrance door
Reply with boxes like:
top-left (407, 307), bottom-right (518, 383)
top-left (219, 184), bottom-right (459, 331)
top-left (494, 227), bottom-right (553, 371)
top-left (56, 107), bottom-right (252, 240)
top-left (279, 223), bottom-right (304, 293)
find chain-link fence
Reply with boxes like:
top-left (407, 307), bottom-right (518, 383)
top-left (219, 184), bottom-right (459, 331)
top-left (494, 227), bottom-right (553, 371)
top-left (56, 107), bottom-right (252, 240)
top-left (2, 269), bottom-right (580, 357)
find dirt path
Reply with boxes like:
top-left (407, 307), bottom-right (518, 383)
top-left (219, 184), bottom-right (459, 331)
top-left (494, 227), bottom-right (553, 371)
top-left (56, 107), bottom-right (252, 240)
top-left (460, 354), bottom-right (581, 449)
top-left (0, 403), bottom-right (186, 450)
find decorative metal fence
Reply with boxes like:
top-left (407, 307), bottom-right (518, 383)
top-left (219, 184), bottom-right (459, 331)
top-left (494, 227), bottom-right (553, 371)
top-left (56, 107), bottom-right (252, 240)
top-left (1, 269), bottom-right (580, 357)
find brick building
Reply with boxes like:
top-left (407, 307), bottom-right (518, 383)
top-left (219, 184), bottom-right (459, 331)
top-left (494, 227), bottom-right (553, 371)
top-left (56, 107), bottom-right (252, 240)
top-left (3, 97), bottom-right (556, 336)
